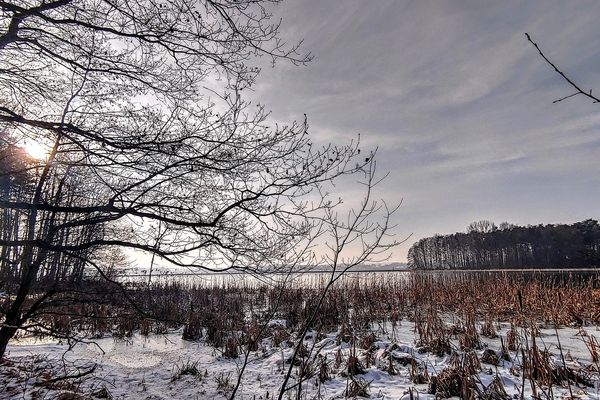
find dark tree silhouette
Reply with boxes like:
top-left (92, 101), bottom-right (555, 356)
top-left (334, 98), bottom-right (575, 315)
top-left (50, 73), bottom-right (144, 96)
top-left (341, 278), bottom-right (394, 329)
top-left (408, 220), bottom-right (600, 270)
top-left (0, 0), bottom-right (378, 359)
top-left (409, 35), bottom-right (600, 271)
top-left (467, 220), bottom-right (497, 234)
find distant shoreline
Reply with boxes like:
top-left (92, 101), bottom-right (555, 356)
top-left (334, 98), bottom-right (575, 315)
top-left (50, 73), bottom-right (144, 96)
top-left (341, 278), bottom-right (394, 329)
top-left (116, 267), bottom-right (600, 278)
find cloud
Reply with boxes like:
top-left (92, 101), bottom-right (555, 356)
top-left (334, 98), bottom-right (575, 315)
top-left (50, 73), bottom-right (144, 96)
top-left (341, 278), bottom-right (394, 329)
top-left (250, 0), bottom-right (600, 261)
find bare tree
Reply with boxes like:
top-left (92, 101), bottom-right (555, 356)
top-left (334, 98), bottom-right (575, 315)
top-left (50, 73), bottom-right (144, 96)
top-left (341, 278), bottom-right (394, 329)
top-left (215, 159), bottom-right (399, 400)
top-left (467, 220), bottom-right (497, 234)
top-left (0, 0), bottom-right (370, 359)
top-left (276, 161), bottom-right (400, 400)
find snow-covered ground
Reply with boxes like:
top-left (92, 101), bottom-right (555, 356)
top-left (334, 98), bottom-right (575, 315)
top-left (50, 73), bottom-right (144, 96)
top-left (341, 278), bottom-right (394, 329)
top-left (2, 321), bottom-right (600, 399)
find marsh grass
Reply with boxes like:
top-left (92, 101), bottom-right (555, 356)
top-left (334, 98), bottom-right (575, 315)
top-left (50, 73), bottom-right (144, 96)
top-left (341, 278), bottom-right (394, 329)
top-left (8, 270), bottom-right (600, 398)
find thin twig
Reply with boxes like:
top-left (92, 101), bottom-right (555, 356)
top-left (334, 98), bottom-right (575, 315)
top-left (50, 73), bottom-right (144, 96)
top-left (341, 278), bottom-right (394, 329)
top-left (525, 33), bottom-right (599, 104)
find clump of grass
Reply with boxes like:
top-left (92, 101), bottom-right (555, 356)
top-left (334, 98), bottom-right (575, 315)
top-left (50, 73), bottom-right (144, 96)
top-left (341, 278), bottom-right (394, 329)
top-left (346, 376), bottom-right (370, 398)
top-left (521, 331), bottom-right (554, 395)
top-left (385, 354), bottom-right (397, 376)
top-left (333, 348), bottom-right (343, 370)
top-left (481, 375), bottom-right (509, 399)
top-left (345, 353), bottom-right (364, 377)
top-left (506, 323), bottom-right (519, 351)
top-left (317, 354), bottom-right (330, 383)
top-left (429, 351), bottom-right (480, 399)
top-left (415, 308), bottom-right (451, 356)
top-left (481, 349), bottom-right (500, 366)
top-left (182, 311), bottom-right (202, 341)
top-left (215, 371), bottom-right (233, 395)
top-left (428, 367), bottom-right (464, 398)
top-left (243, 320), bottom-right (261, 351)
top-left (336, 323), bottom-right (352, 345)
top-left (359, 332), bottom-right (376, 350)
top-left (171, 360), bottom-right (201, 381)
top-left (298, 358), bottom-right (315, 381)
top-left (480, 316), bottom-right (497, 339)
top-left (270, 325), bottom-right (290, 347)
top-left (579, 327), bottom-right (600, 365)
top-left (409, 360), bottom-right (429, 384)
top-left (222, 337), bottom-right (239, 359)
top-left (458, 312), bottom-right (481, 351)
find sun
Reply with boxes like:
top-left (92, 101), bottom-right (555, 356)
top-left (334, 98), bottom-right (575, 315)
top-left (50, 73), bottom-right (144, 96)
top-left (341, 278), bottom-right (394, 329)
top-left (23, 139), bottom-right (51, 160)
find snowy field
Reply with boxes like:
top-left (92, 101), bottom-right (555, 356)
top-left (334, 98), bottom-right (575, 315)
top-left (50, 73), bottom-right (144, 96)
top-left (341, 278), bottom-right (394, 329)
top-left (2, 320), bottom-right (600, 399)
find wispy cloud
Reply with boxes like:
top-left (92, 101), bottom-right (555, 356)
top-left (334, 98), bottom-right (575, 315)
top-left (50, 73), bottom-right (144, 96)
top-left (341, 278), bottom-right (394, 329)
top-left (251, 0), bottom-right (600, 260)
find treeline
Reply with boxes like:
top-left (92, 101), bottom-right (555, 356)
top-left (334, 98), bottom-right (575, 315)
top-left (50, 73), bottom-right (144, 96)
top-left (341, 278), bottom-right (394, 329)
top-left (0, 134), bottom-right (111, 288)
top-left (408, 219), bottom-right (600, 270)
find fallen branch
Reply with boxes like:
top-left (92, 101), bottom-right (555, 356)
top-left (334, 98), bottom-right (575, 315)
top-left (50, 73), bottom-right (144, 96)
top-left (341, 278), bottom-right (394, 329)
top-left (37, 363), bottom-right (97, 384)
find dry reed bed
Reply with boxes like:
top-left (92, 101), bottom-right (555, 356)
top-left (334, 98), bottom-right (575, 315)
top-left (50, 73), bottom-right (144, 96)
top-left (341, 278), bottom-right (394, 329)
top-left (18, 271), bottom-right (600, 341)
top-left (7, 271), bottom-right (600, 398)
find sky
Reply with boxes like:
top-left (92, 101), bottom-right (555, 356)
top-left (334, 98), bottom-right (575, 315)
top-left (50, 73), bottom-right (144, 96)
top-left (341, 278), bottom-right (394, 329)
top-left (247, 1), bottom-right (600, 262)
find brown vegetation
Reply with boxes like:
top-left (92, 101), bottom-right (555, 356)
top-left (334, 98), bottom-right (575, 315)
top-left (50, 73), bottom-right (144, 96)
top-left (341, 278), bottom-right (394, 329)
top-left (4, 270), bottom-right (600, 398)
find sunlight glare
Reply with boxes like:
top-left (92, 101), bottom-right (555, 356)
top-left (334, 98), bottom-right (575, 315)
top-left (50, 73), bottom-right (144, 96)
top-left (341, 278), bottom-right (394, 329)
top-left (24, 139), bottom-right (51, 161)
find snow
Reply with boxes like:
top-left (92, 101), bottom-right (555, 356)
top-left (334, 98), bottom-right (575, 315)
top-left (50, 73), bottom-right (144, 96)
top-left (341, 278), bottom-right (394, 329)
top-left (2, 321), bottom-right (600, 399)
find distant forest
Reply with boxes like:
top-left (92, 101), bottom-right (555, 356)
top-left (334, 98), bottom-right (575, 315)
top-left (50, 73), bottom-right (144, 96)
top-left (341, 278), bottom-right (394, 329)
top-left (408, 219), bottom-right (600, 270)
